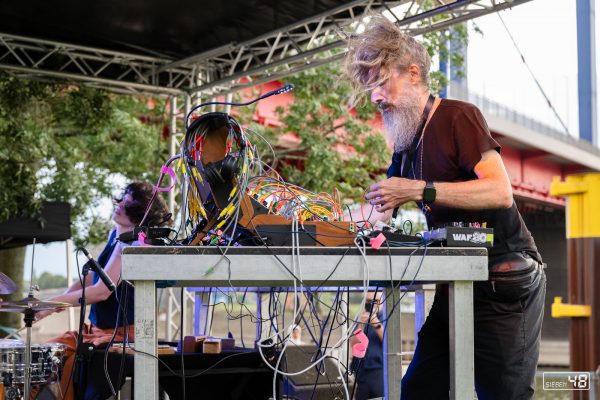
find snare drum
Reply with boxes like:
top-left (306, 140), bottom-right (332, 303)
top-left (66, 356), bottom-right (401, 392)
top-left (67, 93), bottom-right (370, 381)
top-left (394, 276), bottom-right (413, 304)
top-left (0, 341), bottom-right (64, 384)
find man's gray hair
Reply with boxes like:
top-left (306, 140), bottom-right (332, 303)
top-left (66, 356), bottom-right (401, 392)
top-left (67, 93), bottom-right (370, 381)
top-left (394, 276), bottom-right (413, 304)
top-left (344, 14), bottom-right (431, 105)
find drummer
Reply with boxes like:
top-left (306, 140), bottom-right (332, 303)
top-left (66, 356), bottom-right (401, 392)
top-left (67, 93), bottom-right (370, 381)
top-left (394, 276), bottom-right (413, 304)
top-left (36, 182), bottom-right (170, 400)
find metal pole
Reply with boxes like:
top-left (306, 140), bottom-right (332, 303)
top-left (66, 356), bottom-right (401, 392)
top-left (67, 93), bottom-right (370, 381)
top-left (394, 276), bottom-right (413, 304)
top-left (24, 323), bottom-right (32, 400)
top-left (384, 287), bottom-right (402, 399)
top-left (181, 94), bottom-right (193, 338)
top-left (168, 96), bottom-right (177, 214)
top-left (224, 93), bottom-right (233, 114)
top-left (577, 0), bottom-right (597, 145)
top-left (164, 96), bottom-right (179, 341)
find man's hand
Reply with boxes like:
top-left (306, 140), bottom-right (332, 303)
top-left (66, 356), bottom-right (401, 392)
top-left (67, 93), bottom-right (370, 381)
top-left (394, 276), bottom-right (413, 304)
top-left (365, 177), bottom-right (425, 212)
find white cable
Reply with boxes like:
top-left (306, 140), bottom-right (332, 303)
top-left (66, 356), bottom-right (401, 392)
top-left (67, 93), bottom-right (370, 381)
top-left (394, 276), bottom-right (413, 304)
top-left (257, 236), bottom-right (370, 379)
top-left (336, 354), bottom-right (350, 400)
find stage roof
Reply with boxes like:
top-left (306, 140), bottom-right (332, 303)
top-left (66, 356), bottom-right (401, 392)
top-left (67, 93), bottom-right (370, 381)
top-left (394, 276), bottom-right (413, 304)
top-left (0, 1), bottom-right (532, 96)
top-left (0, 0), bottom-right (352, 60)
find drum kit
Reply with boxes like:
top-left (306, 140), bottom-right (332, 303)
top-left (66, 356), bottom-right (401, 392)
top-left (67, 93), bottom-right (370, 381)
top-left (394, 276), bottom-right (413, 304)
top-left (0, 271), bottom-right (71, 400)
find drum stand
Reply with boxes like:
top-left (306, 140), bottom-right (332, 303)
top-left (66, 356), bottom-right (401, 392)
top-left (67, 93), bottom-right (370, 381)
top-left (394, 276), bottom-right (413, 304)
top-left (0, 239), bottom-right (70, 400)
top-left (22, 301), bottom-right (36, 400)
top-left (22, 240), bottom-right (36, 400)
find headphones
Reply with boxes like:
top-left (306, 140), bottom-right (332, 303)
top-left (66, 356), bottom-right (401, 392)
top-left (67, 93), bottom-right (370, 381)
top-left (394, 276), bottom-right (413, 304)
top-left (184, 112), bottom-right (247, 188)
top-left (203, 155), bottom-right (239, 188)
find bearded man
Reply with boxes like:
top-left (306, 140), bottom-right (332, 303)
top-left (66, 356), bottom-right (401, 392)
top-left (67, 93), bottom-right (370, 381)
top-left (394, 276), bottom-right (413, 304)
top-left (344, 15), bottom-right (546, 400)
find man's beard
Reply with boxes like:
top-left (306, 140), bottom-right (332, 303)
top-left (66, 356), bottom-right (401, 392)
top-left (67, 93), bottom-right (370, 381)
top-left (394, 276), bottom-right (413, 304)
top-left (381, 89), bottom-right (423, 153)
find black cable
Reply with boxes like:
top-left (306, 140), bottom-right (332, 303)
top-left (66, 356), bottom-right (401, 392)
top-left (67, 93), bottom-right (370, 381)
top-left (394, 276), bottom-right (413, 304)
top-left (349, 357), bottom-right (364, 399)
top-left (203, 288), bottom-right (212, 335)
top-left (114, 281), bottom-right (263, 396)
top-left (299, 227), bottom-right (327, 246)
top-left (185, 84), bottom-right (294, 129)
top-left (116, 283), bottom-right (130, 396)
top-left (280, 290), bottom-right (290, 346)
top-left (497, 13), bottom-right (570, 135)
top-left (58, 250), bottom-right (84, 400)
top-left (129, 347), bottom-right (251, 379)
top-left (381, 242), bottom-right (429, 333)
top-left (344, 204), bottom-right (353, 223)
top-left (316, 289), bottom-right (341, 375)
top-left (403, 219), bottom-right (413, 235)
top-left (102, 281), bottom-right (123, 398)
top-left (239, 288), bottom-right (248, 348)
top-left (70, 249), bottom-right (89, 400)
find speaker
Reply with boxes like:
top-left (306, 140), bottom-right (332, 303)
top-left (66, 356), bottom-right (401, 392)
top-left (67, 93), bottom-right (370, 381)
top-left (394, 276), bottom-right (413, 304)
top-left (282, 345), bottom-right (346, 400)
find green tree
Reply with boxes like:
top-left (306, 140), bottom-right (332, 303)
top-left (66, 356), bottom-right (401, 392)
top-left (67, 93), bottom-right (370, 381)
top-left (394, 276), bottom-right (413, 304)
top-left (36, 271), bottom-right (68, 290)
top-left (243, 61), bottom-right (390, 203)
top-left (239, 21), bottom-right (467, 229)
top-left (0, 74), bottom-right (168, 328)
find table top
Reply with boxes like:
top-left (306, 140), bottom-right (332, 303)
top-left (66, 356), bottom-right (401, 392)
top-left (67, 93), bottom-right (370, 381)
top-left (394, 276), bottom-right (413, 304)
top-left (122, 246), bottom-right (488, 285)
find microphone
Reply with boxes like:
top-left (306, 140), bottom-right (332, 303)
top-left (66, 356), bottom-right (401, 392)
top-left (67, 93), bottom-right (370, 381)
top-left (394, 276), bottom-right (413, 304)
top-left (261, 83), bottom-right (294, 98)
top-left (185, 83), bottom-right (295, 128)
top-left (80, 248), bottom-right (116, 292)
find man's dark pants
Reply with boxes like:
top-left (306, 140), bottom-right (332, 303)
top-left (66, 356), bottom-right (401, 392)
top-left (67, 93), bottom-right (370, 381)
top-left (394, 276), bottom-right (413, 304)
top-left (401, 261), bottom-right (546, 400)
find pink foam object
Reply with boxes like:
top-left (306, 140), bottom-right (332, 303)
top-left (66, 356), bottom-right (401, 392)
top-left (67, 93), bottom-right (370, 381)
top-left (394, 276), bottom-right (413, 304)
top-left (352, 328), bottom-right (369, 358)
top-left (370, 233), bottom-right (386, 250)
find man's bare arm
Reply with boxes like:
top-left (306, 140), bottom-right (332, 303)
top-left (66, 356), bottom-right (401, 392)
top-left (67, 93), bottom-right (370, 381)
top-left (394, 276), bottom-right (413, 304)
top-left (366, 150), bottom-right (513, 211)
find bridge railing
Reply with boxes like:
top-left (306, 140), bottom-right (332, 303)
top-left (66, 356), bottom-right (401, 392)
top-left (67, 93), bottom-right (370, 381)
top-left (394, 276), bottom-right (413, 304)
top-left (449, 83), bottom-right (600, 157)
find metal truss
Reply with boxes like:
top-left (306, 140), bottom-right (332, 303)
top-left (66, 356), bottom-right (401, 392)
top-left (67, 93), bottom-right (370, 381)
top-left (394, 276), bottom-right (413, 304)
top-left (0, 32), bottom-right (189, 96)
top-left (189, 0), bottom-right (533, 96)
top-left (0, 0), bottom-right (531, 97)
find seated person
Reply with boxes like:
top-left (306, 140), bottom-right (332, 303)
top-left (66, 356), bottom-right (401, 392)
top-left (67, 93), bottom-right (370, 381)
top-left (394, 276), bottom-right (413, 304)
top-left (36, 182), bottom-right (170, 400)
top-left (351, 292), bottom-right (384, 400)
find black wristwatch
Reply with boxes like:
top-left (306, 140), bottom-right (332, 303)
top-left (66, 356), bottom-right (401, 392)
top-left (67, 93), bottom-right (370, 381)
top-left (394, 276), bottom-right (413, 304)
top-left (423, 181), bottom-right (436, 204)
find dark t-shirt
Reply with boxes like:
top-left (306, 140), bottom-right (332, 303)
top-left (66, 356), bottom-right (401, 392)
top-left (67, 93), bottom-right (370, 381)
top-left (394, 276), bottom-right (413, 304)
top-left (361, 316), bottom-right (383, 372)
top-left (387, 99), bottom-right (541, 265)
top-left (89, 230), bottom-right (135, 328)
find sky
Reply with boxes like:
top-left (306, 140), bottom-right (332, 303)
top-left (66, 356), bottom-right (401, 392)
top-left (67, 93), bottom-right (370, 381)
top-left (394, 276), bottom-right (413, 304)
top-left (21, 0), bottom-right (595, 279)
top-left (467, 0), bottom-right (580, 136)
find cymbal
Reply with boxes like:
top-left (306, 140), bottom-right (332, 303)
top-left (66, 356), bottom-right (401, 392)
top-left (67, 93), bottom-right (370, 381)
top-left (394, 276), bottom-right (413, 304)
top-left (0, 296), bottom-right (72, 313)
top-left (0, 272), bottom-right (17, 295)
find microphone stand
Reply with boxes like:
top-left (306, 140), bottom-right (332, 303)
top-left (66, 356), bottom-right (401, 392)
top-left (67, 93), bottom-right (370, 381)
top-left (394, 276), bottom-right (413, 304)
top-left (73, 260), bottom-right (90, 398)
top-left (23, 239), bottom-right (37, 400)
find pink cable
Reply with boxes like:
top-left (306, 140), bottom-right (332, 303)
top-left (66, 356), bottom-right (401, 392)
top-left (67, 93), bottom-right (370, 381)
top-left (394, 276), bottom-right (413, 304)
top-left (137, 231), bottom-right (151, 246)
top-left (153, 165), bottom-right (177, 192)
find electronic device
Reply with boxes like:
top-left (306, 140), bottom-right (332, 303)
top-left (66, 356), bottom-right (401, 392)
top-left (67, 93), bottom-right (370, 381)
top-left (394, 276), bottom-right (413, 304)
top-left (423, 225), bottom-right (494, 247)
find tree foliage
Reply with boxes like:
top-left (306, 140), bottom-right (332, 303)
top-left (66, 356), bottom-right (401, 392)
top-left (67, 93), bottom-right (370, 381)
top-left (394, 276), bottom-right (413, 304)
top-left (241, 61), bottom-right (390, 203)
top-left (0, 74), bottom-right (169, 245)
top-left (36, 271), bottom-right (68, 290)
top-left (240, 28), bottom-right (466, 204)
top-left (238, 21), bottom-right (467, 230)
top-left (0, 17), bottom-right (468, 238)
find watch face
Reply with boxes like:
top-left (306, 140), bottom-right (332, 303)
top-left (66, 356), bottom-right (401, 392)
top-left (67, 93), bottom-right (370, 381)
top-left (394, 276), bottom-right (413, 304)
top-left (423, 182), bottom-right (436, 204)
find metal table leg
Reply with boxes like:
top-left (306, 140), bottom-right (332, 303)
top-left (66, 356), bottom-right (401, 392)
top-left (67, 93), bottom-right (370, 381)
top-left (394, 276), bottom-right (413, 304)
top-left (384, 286), bottom-right (402, 399)
top-left (134, 280), bottom-right (158, 400)
top-left (449, 281), bottom-right (474, 400)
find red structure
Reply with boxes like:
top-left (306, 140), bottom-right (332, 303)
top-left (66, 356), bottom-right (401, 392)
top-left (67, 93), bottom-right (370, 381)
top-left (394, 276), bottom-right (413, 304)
top-left (251, 81), bottom-right (596, 208)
